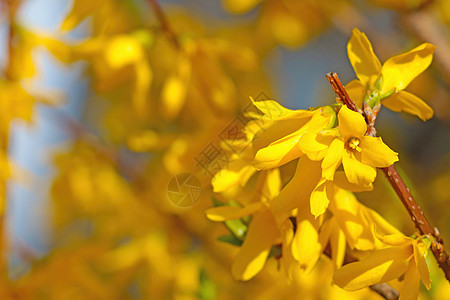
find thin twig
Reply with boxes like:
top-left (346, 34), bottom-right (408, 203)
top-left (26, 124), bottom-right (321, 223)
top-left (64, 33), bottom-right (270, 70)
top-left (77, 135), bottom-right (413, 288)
top-left (326, 73), bottom-right (362, 114)
top-left (146, 0), bottom-right (180, 50)
top-left (370, 284), bottom-right (400, 300)
top-left (326, 72), bottom-right (450, 282)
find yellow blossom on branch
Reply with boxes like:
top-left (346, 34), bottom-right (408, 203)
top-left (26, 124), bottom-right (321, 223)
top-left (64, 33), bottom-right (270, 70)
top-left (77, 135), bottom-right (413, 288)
top-left (334, 233), bottom-right (431, 299)
top-left (206, 169), bottom-right (282, 281)
top-left (300, 105), bottom-right (398, 187)
top-left (346, 28), bottom-right (435, 121)
top-left (251, 101), bottom-right (334, 170)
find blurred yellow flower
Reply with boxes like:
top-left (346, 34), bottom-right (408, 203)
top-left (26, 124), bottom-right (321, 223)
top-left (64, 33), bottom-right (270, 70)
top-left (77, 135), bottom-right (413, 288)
top-left (223, 0), bottom-right (261, 14)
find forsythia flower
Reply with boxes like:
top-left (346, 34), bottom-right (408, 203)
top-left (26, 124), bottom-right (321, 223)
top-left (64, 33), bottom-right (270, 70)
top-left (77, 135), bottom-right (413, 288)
top-left (334, 233), bottom-right (431, 300)
top-left (300, 105), bottom-right (398, 186)
top-left (329, 187), bottom-right (402, 251)
top-left (251, 101), bottom-right (334, 170)
top-left (346, 28), bottom-right (435, 121)
top-left (206, 169), bottom-right (282, 280)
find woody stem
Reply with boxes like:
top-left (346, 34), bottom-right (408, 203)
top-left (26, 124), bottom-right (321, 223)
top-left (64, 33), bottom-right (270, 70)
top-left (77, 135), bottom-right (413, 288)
top-left (326, 72), bottom-right (450, 283)
top-left (147, 0), bottom-right (180, 50)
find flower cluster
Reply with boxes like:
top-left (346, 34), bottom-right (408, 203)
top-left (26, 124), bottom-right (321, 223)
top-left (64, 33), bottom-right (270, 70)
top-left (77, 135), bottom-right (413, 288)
top-left (207, 28), bottom-right (436, 297)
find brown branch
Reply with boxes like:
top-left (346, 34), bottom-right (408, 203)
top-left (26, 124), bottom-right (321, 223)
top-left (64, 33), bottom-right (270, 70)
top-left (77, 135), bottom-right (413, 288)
top-left (326, 73), bottom-right (362, 114)
top-left (146, 0), bottom-right (180, 50)
top-left (326, 72), bottom-right (450, 282)
top-left (370, 284), bottom-right (400, 300)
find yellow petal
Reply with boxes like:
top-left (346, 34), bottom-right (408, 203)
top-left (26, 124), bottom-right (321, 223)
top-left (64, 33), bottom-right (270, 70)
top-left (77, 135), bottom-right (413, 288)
top-left (338, 105), bottom-right (367, 138)
top-left (300, 130), bottom-right (337, 161)
top-left (330, 187), bottom-right (373, 250)
top-left (251, 118), bottom-right (308, 153)
top-left (292, 214), bottom-right (321, 271)
top-left (378, 233), bottom-right (412, 247)
top-left (253, 131), bottom-right (304, 170)
top-left (160, 57), bottom-right (190, 120)
top-left (205, 202), bottom-right (263, 222)
top-left (333, 171), bottom-right (373, 192)
top-left (253, 108), bottom-right (332, 169)
top-left (347, 28), bottom-right (381, 86)
top-left (399, 260), bottom-right (421, 300)
top-left (360, 136), bottom-right (398, 167)
top-left (271, 13), bottom-right (308, 47)
top-left (413, 243), bottom-right (431, 290)
top-left (342, 151), bottom-right (377, 186)
top-left (310, 179), bottom-right (333, 218)
top-left (232, 209), bottom-right (279, 280)
top-left (345, 80), bottom-right (366, 109)
top-left (61, 0), bottom-right (102, 31)
top-left (270, 156), bottom-right (322, 214)
top-left (299, 132), bottom-right (330, 154)
top-left (212, 165), bottom-right (256, 193)
top-left (262, 168), bottom-right (282, 200)
top-left (322, 138), bottom-right (344, 180)
top-left (382, 90), bottom-right (434, 121)
top-left (321, 218), bottom-right (347, 270)
top-left (381, 43), bottom-right (436, 92)
top-left (251, 98), bottom-right (313, 121)
top-left (160, 75), bottom-right (187, 120)
top-left (363, 208), bottom-right (403, 237)
top-left (333, 245), bottom-right (411, 290)
top-left (330, 225), bottom-right (347, 270)
top-left (39, 36), bottom-right (74, 63)
top-left (280, 220), bottom-right (296, 280)
top-left (105, 36), bottom-right (143, 69)
top-left (133, 62), bottom-right (152, 113)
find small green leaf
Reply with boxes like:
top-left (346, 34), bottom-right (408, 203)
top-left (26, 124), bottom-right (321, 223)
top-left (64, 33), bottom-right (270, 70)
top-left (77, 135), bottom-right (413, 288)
top-left (225, 218), bottom-right (248, 240)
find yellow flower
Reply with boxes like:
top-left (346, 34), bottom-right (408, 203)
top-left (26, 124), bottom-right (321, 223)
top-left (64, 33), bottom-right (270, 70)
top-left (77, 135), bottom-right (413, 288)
top-left (44, 33), bottom-right (152, 114)
top-left (211, 139), bottom-right (257, 194)
top-left (346, 28), bottom-right (435, 121)
top-left (251, 101), bottom-right (334, 170)
top-left (334, 233), bottom-right (431, 299)
top-left (300, 105), bottom-right (398, 186)
top-left (329, 186), bottom-right (401, 251)
top-left (267, 156), bottom-right (326, 271)
top-left (206, 169), bottom-right (282, 280)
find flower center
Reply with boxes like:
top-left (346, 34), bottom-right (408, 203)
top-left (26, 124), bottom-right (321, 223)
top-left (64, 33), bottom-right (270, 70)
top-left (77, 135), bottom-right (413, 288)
top-left (347, 137), bottom-right (362, 152)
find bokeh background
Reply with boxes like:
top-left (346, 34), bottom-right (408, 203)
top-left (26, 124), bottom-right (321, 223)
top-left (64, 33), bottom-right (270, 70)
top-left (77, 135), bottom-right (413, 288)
top-left (0, 0), bottom-right (449, 298)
